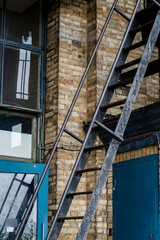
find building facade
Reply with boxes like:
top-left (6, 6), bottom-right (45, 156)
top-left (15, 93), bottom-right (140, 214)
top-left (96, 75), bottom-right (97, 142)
top-left (0, 0), bottom-right (159, 239)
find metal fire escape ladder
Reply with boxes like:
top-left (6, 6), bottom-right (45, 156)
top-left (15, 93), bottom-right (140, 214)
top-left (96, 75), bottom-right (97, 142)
top-left (15, 1), bottom-right (160, 240)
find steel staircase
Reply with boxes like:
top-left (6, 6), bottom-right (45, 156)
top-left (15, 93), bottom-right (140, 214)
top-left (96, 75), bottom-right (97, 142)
top-left (15, 0), bottom-right (160, 239)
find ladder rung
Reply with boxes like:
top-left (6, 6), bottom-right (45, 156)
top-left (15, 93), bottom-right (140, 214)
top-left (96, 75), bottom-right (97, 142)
top-left (123, 38), bottom-right (147, 52)
top-left (100, 99), bottom-right (126, 110)
top-left (57, 216), bottom-right (84, 221)
top-left (94, 120), bottom-right (123, 142)
top-left (116, 58), bottom-right (141, 71)
top-left (67, 191), bottom-right (93, 197)
top-left (84, 143), bottom-right (109, 152)
top-left (119, 59), bottom-right (160, 82)
top-left (136, 4), bottom-right (158, 18)
top-left (114, 7), bottom-right (130, 21)
top-left (108, 78), bottom-right (133, 89)
top-left (75, 167), bottom-right (102, 174)
top-left (129, 20), bottom-right (154, 34)
top-left (152, 0), bottom-right (160, 8)
top-left (64, 128), bottom-right (83, 143)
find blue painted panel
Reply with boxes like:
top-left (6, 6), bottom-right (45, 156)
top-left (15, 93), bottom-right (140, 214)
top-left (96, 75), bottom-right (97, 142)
top-left (113, 155), bottom-right (159, 240)
top-left (0, 159), bottom-right (48, 240)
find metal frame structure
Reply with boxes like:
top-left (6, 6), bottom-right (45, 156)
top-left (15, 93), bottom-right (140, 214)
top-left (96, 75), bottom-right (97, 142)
top-left (14, 0), bottom-right (160, 239)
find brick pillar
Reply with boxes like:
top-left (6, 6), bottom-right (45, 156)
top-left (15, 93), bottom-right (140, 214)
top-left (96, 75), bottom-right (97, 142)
top-left (46, 0), bottom-right (88, 238)
top-left (46, 0), bottom-right (60, 226)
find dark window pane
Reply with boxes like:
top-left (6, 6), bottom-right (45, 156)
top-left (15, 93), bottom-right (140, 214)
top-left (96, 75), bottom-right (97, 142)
top-left (0, 0), bottom-right (2, 38)
top-left (0, 173), bottom-right (37, 239)
top-left (6, 0), bottom-right (41, 47)
top-left (0, 113), bottom-right (32, 159)
top-left (0, 45), bottom-right (2, 78)
top-left (3, 47), bottom-right (41, 110)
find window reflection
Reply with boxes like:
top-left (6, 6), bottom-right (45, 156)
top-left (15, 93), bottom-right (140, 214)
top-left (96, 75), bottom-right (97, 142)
top-left (16, 33), bottom-right (32, 101)
top-left (0, 113), bottom-right (32, 159)
top-left (3, 47), bottom-right (40, 110)
top-left (0, 0), bottom-right (2, 38)
top-left (6, 0), bottom-right (41, 46)
top-left (0, 173), bottom-right (37, 239)
top-left (11, 123), bottom-right (22, 148)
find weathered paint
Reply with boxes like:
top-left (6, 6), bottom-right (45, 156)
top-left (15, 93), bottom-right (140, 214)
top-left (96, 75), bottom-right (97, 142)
top-left (113, 155), bottom-right (159, 240)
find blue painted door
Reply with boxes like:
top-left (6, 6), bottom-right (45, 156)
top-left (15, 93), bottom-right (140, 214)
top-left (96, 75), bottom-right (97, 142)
top-left (0, 160), bottom-right (48, 240)
top-left (113, 155), bottom-right (159, 240)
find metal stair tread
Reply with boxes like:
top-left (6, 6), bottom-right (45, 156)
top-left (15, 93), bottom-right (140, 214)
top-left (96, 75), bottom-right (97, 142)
top-left (135, 4), bottom-right (158, 19)
top-left (94, 120), bottom-right (123, 142)
top-left (84, 144), bottom-right (109, 152)
top-left (67, 191), bottom-right (93, 197)
top-left (116, 57), bottom-right (141, 71)
top-left (100, 99), bottom-right (126, 110)
top-left (123, 38), bottom-right (147, 52)
top-left (129, 20), bottom-right (154, 34)
top-left (119, 59), bottom-right (160, 82)
top-left (108, 78), bottom-right (133, 89)
top-left (57, 216), bottom-right (84, 221)
top-left (75, 167), bottom-right (102, 174)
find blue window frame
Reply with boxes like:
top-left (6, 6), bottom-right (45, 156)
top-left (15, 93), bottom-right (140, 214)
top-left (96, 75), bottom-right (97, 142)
top-left (0, 0), bottom-right (46, 162)
top-left (0, 0), bottom-right (46, 112)
top-left (0, 159), bottom-right (48, 240)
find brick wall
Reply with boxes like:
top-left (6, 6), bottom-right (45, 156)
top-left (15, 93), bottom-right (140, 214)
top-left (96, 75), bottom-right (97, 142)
top-left (58, 0), bottom-right (88, 238)
top-left (46, 0), bottom-right (60, 224)
top-left (46, 0), bottom-right (88, 238)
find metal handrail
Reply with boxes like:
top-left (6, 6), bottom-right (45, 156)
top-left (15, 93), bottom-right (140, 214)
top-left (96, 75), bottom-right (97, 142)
top-left (14, 0), bottom-right (158, 239)
top-left (152, 0), bottom-right (160, 7)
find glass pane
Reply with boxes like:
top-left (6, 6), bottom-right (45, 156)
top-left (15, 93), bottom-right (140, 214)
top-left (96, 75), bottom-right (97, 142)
top-left (0, 0), bottom-right (2, 38)
top-left (0, 45), bottom-right (2, 77)
top-left (0, 173), bottom-right (37, 239)
top-left (3, 47), bottom-right (41, 110)
top-left (6, 0), bottom-right (41, 47)
top-left (0, 113), bottom-right (32, 159)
